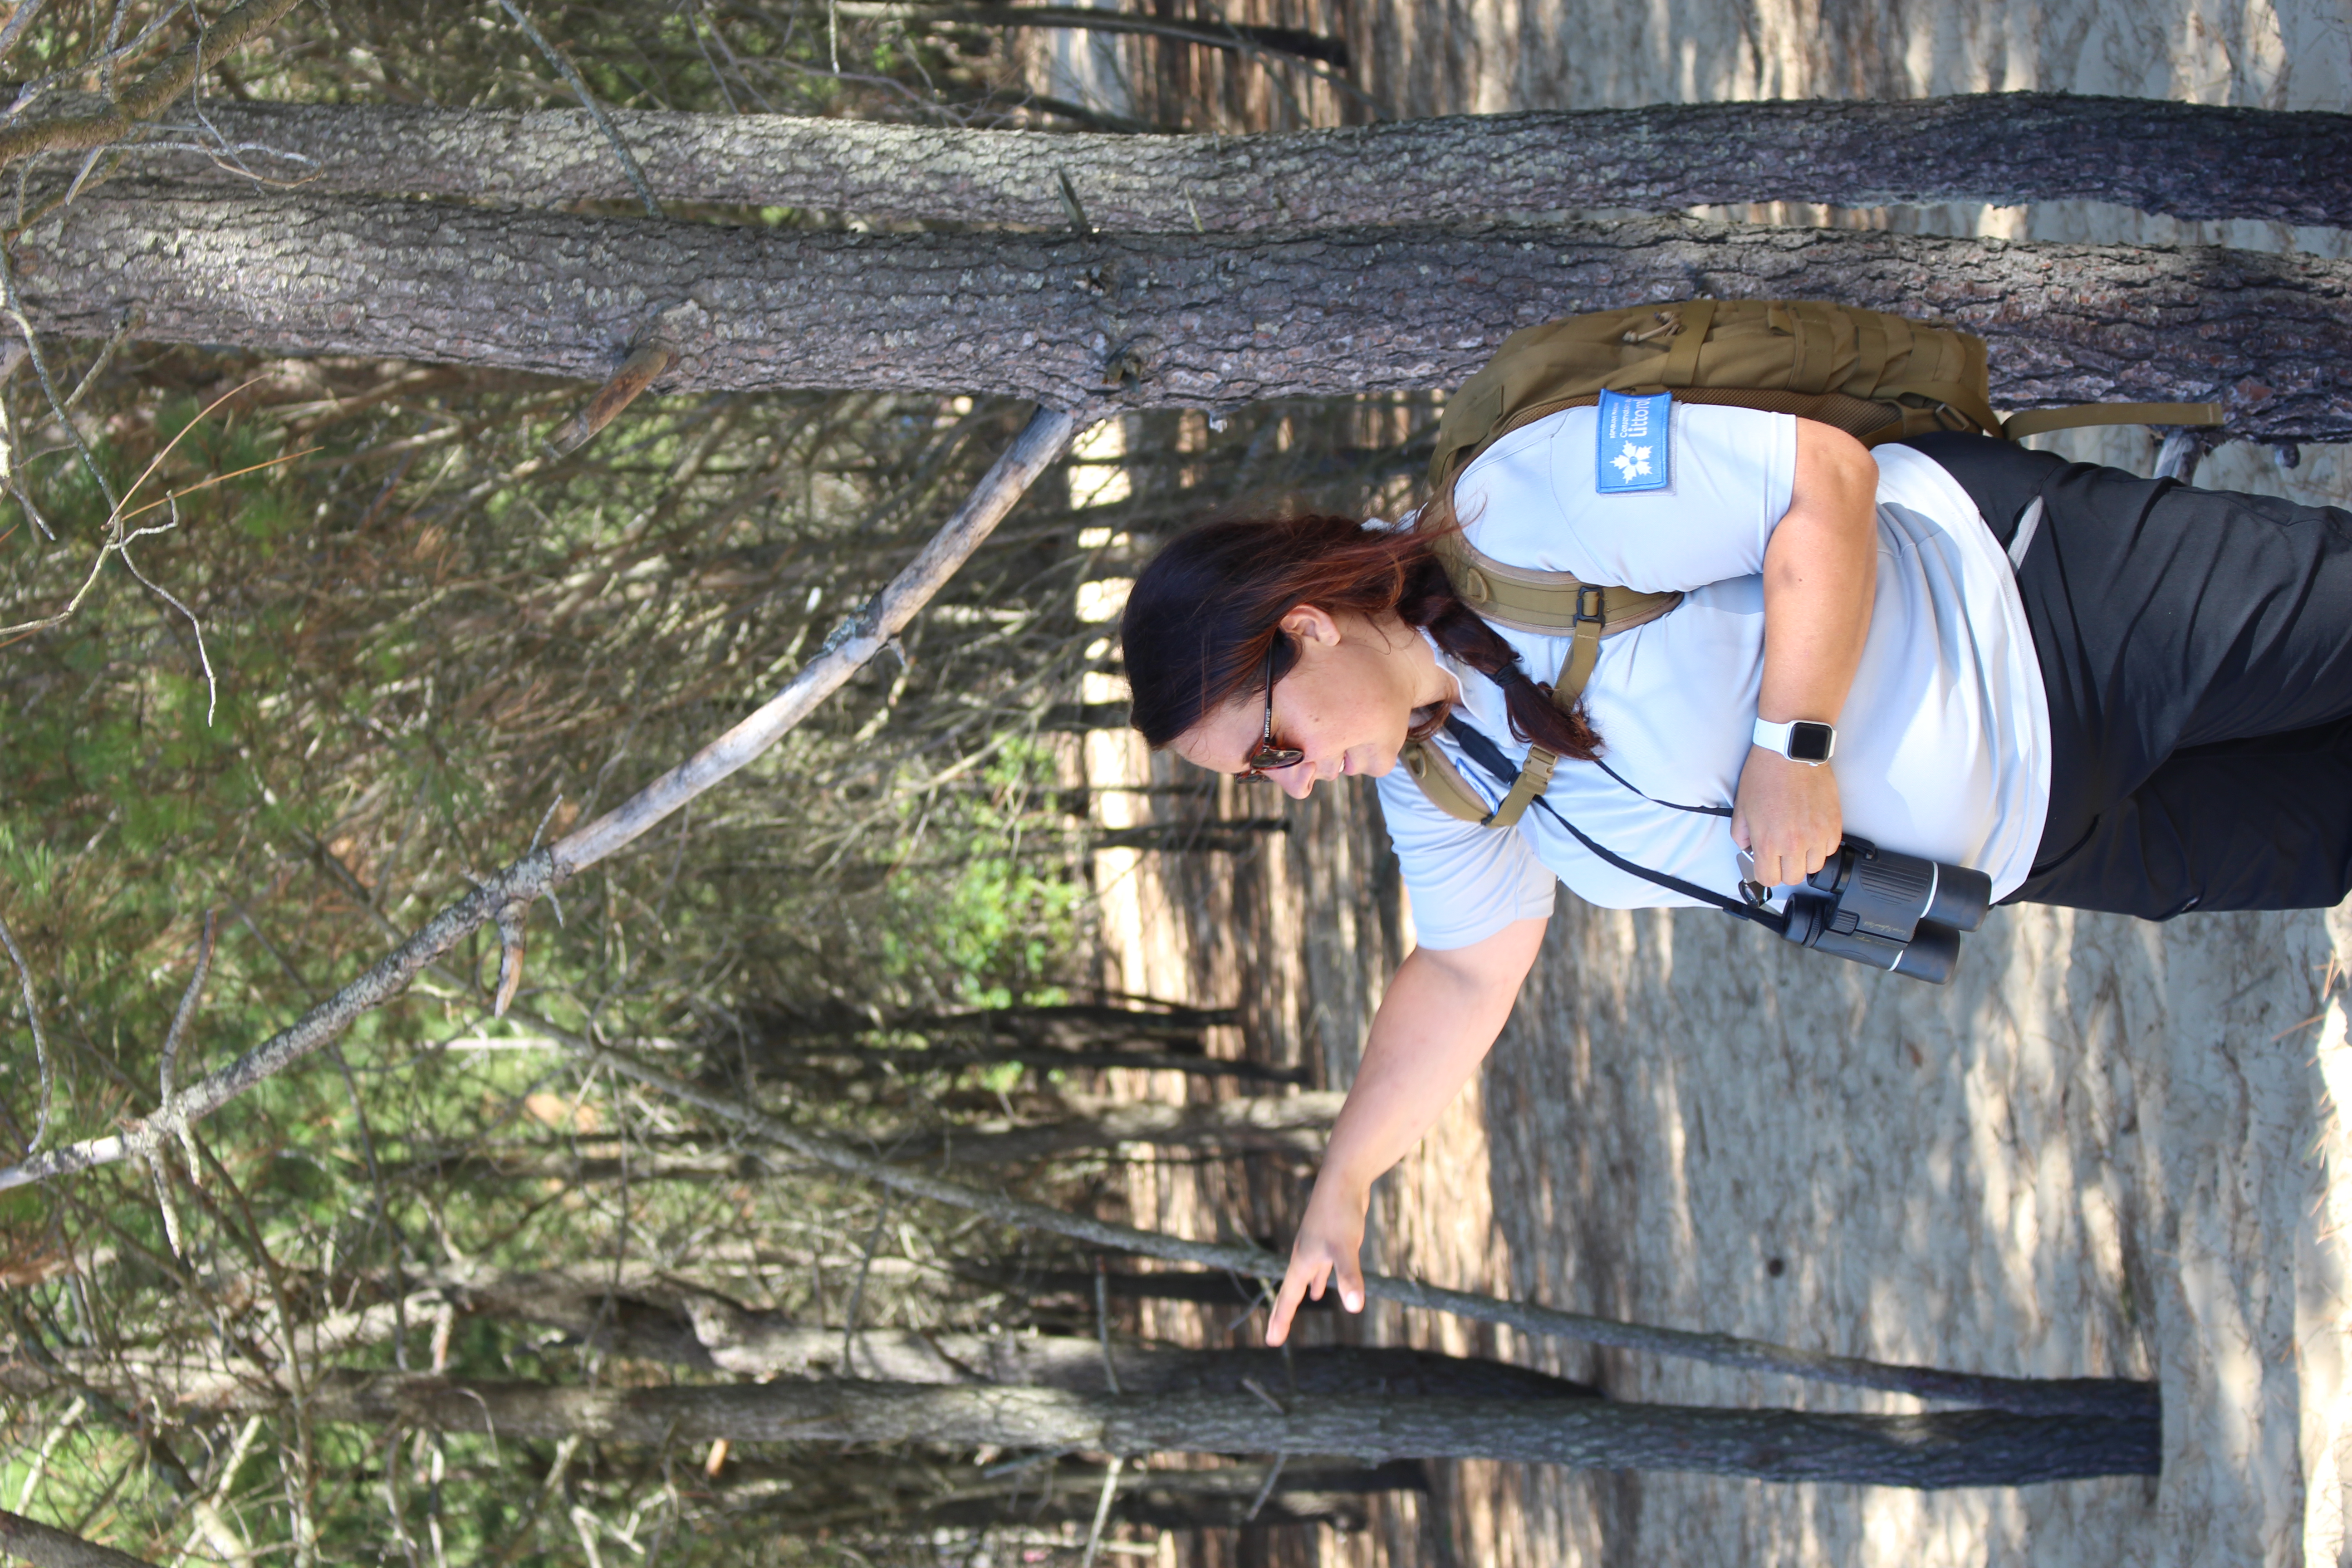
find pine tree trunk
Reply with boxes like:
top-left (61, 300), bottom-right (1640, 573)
top-left (25, 195), bottom-right (2347, 436)
top-left (306, 1372), bottom-right (2159, 1488)
top-left (96, 94), bottom-right (2352, 228)
top-left (422, 1266), bottom-right (1591, 1396)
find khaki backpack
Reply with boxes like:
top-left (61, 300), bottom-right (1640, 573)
top-left (1398, 297), bottom-right (2223, 829)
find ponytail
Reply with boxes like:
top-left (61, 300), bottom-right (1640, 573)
top-left (1396, 552), bottom-right (1602, 762)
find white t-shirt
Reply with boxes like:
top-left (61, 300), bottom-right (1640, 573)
top-left (1376, 402), bottom-right (2053, 950)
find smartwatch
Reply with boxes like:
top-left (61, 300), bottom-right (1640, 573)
top-left (1753, 716), bottom-right (1836, 765)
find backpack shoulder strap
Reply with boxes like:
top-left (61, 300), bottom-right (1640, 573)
top-left (1397, 736), bottom-right (1494, 824)
top-left (1417, 529), bottom-right (1681, 828)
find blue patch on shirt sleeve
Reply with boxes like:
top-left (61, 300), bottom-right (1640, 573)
top-left (1595, 389), bottom-right (1672, 494)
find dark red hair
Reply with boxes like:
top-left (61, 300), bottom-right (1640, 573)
top-left (1121, 513), bottom-right (1602, 762)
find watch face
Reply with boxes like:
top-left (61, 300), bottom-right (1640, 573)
top-left (1788, 721), bottom-right (1835, 763)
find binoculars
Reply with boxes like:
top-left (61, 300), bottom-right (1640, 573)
top-left (1769, 838), bottom-right (1993, 984)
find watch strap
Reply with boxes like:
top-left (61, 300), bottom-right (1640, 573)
top-left (1753, 716), bottom-right (1836, 764)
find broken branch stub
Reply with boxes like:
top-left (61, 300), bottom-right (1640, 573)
top-left (544, 342), bottom-right (676, 458)
top-left (492, 902), bottom-right (528, 1019)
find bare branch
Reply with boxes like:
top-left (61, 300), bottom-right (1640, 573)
top-left (23, 197), bottom-right (2352, 437)
top-left (0, 1507), bottom-right (158, 1568)
top-left (303, 1372), bottom-right (2158, 1488)
top-left (493, 0), bottom-right (662, 219)
top-left (157, 911), bottom-right (216, 1104)
top-left (544, 342), bottom-right (675, 459)
top-left (0, 910), bottom-right (52, 1154)
top-left (0, 0), bottom-right (306, 167)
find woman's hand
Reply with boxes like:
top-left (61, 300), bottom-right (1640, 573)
top-left (1265, 1171), bottom-right (1370, 1345)
top-left (1731, 749), bottom-right (1844, 887)
top-left (1258, 919), bottom-right (1548, 1347)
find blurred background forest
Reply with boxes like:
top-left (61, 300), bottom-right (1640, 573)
top-left (0, 3), bottom-right (1423, 1565)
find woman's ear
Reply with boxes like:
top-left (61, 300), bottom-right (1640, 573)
top-left (1279, 605), bottom-right (1343, 647)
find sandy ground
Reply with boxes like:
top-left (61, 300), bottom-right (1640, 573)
top-left (1073, 2), bottom-right (2352, 1563)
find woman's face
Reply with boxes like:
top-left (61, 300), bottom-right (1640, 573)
top-left (1171, 608), bottom-right (1435, 800)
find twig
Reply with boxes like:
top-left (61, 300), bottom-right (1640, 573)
top-left (0, 241), bottom-right (117, 516)
top-left (0, 909), bottom-right (51, 1154)
top-left (0, 404), bottom-right (1082, 1193)
top-left (839, 1193), bottom-right (893, 1377)
top-left (115, 515), bottom-right (217, 724)
top-left (544, 343), bottom-right (675, 459)
top-left (1242, 1452), bottom-right (1285, 1522)
top-left (495, 0), bottom-right (662, 219)
top-left (0, 0), bottom-right (54, 69)
top-left (61, 306), bottom-right (141, 411)
top-left (0, 0), bottom-right (304, 167)
top-left (157, 911), bottom-right (217, 1105)
top-left (1092, 1259), bottom-right (1121, 1396)
top-left (1077, 1455), bottom-right (1121, 1568)
top-left (11, 1397), bottom-right (84, 1514)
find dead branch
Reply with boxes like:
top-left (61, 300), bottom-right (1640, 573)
top-left (0, 0), bottom-right (306, 168)
top-left (0, 1508), bottom-right (158, 1568)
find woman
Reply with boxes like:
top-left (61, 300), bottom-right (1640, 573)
top-left (1120, 406), bottom-right (2352, 1345)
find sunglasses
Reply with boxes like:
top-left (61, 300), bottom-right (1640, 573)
top-left (1240, 638), bottom-right (1305, 781)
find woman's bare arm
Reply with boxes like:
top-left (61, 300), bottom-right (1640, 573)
top-left (1264, 916), bottom-right (1549, 1345)
top-left (1731, 418), bottom-right (1881, 887)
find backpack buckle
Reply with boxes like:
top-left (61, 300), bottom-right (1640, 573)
top-left (1575, 584), bottom-right (1606, 626)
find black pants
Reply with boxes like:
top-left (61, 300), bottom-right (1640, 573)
top-left (1901, 432), bottom-right (2352, 919)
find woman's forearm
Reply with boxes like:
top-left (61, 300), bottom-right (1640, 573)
top-left (1759, 419), bottom-right (1881, 728)
top-left (1318, 924), bottom-right (1547, 1191)
top-left (1265, 916), bottom-right (1548, 1343)
top-left (1734, 418), bottom-right (1881, 885)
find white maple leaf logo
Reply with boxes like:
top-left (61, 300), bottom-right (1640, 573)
top-left (1611, 440), bottom-right (1653, 482)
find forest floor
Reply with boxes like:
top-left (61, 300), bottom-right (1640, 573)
top-left (1082, 1), bottom-right (2352, 1564)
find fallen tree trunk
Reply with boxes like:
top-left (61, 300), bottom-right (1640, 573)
top-left (306, 1372), bottom-right (2159, 1488)
top-left (96, 93), bottom-right (2352, 228)
top-left (702, 1455), bottom-right (1426, 1533)
top-left (22, 196), bottom-right (2349, 436)
top-left (421, 1264), bottom-right (1586, 1395)
top-left (906, 1458), bottom-right (1425, 1533)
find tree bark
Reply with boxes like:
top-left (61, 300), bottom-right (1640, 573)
top-left (868, 1459), bottom-right (1428, 1533)
top-left (702, 1455), bottom-right (1424, 1532)
top-left (98, 94), bottom-right (2352, 227)
top-left (24, 194), bottom-right (2349, 437)
top-left (0, 1509), bottom-right (157, 1568)
top-left (305, 1373), bottom-right (2159, 1488)
top-left (421, 1263), bottom-right (1590, 1396)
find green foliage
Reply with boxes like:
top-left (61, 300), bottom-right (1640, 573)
top-left (0, 7), bottom-right (1429, 1563)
